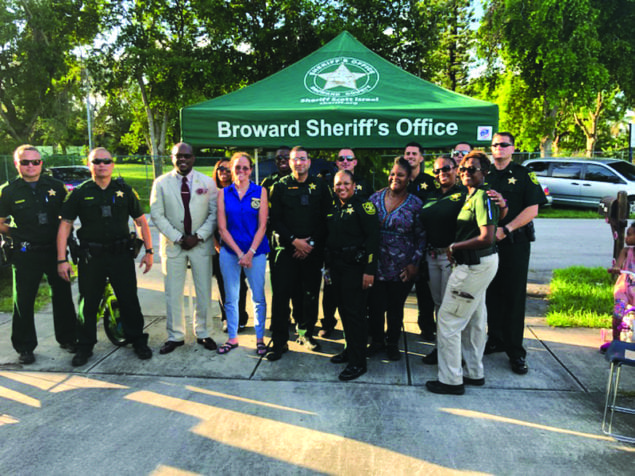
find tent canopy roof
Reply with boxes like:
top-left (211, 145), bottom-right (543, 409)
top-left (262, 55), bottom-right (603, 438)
top-left (181, 31), bottom-right (498, 149)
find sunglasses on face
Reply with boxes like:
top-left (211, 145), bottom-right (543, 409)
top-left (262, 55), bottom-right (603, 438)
top-left (91, 159), bottom-right (113, 165)
top-left (19, 159), bottom-right (42, 166)
top-left (433, 165), bottom-right (454, 175)
top-left (452, 150), bottom-right (469, 157)
top-left (234, 166), bottom-right (250, 172)
top-left (459, 166), bottom-right (482, 175)
top-left (217, 166), bottom-right (230, 173)
top-left (175, 153), bottom-right (193, 159)
top-left (275, 155), bottom-right (289, 161)
top-left (491, 142), bottom-right (513, 148)
top-left (337, 155), bottom-right (355, 162)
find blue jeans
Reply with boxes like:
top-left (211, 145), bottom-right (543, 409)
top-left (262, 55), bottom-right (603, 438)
top-left (219, 247), bottom-right (267, 339)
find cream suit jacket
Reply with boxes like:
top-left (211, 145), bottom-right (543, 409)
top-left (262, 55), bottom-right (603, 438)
top-left (150, 169), bottom-right (217, 258)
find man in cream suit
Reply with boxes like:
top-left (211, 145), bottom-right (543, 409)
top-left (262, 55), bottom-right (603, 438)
top-left (150, 142), bottom-right (218, 354)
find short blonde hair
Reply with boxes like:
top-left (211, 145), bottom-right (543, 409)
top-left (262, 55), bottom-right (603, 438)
top-left (13, 144), bottom-right (40, 165)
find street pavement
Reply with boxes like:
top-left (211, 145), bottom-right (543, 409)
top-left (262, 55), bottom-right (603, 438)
top-left (0, 218), bottom-right (633, 475)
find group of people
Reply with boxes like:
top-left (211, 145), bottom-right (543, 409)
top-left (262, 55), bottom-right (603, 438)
top-left (0, 133), bottom-right (546, 390)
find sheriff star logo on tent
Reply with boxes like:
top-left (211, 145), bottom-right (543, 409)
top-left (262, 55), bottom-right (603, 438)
top-left (304, 57), bottom-right (380, 98)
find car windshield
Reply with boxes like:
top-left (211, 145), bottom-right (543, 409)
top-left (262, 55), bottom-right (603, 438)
top-left (607, 161), bottom-right (635, 181)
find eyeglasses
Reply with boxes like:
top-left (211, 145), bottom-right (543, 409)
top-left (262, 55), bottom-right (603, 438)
top-left (275, 155), bottom-right (289, 161)
top-left (433, 165), bottom-right (454, 175)
top-left (452, 150), bottom-right (469, 157)
top-left (234, 166), bottom-right (250, 172)
top-left (458, 166), bottom-right (482, 175)
top-left (291, 156), bottom-right (309, 162)
top-left (91, 159), bottom-right (113, 165)
top-left (217, 166), bottom-right (230, 173)
top-left (175, 153), bottom-right (193, 159)
top-left (337, 155), bottom-right (355, 162)
top-left (19, 159), bottom-right (42, 166)
top-left (491, 142), bottom-right (513, 148)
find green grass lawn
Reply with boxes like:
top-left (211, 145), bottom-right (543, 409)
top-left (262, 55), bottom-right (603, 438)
top-left (546, 266), bottom-right (614, 328)
top-left (0, 268), bottom-right (51, 313)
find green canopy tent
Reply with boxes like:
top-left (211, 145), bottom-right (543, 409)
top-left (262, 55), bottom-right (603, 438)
top-left (181, 31), bottom-right (498, 149)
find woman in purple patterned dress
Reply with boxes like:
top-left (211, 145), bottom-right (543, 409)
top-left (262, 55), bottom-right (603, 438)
top-left (367, 157), bottom-right (425, 361)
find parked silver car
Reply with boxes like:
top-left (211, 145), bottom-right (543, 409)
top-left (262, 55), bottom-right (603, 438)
top-left (522, 158), bottom-right (635, 212)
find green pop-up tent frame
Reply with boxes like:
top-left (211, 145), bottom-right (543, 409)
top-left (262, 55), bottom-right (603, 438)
top-left (181, 31), bottom-right (498, 150)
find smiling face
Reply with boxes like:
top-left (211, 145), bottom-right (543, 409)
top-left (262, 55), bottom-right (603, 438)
top-left (171, 143), bottom-right (195, 176)
top-left (491, 134), bottom-right (514, 161)
top-left (404, 146), bottom-right (423, 171)
top-left (216, 159), bottom-right (231, 188)
top-left (459, 157), bottom-right (485, 189)
top-left (232, 155), bottom-right (252, 184)
top-left (388, 163), bottom-right (410, 193)
top-left (15, 148), bottom-right (43, 182)
top-left (336, 148), bottom-right (357, 172)
top-left (433, 157), bottom-right (457, 189)
top-left (275, 148), bottom-right (290, 174)
top-left (334, 170), bottom-right (355, 203)
top-left (290, 149), bottom-right (310, 179)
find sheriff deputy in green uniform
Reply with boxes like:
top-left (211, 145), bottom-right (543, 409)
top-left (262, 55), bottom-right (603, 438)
top-left (57, 147), bottom-right (154, 367)
top-left (325, 169), bottom-right (379, 381)
top-left (0, 145), bottom-right (77, 365)
top-left (267, 146), bottom-right (331, 361)
top-left (484, 132), bottom-right (546, 375)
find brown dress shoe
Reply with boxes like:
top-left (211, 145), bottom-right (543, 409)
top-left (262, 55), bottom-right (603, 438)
top-left (159, 340), bottom-right (184, 355)
top-left (197, 337), bottom-right (218, 351)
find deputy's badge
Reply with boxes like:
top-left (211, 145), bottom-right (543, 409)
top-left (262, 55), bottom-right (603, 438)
top-left (308, 183), bottom-right (317, 191)
top-left (345, 206), bottom-right (354, 215)
top-left (132, 188), bottom-right (140, 200)
top-left (116, 190), bottom-right (125, 198)
top-left (450, 193), bottom-right (462, 201)
top-left (251, 198), bottom-right (261, 209)
top-left (508, 177), bottom-right (517, 185)
top-left (528, 172), bottom-right (540, 185)
top-left (48, 189), bottom-right (56, 196)
top-left (356, 184), bottom-right (362, 191)
top-left (422, 183), bottom-right (429, 190)
top-left (362, 202), bottom-right (376, 215)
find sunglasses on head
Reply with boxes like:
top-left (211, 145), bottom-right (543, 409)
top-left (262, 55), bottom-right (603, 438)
top-left (175, 153), bottom-right (193, 159)
top-left (91, 158), bottom-right (113, 165)
top-left (337, 155), bottom-right (355, 162)
top-left (433, 165), bottom-right (454, 175)
top-left (491, 142), bottom-right (513, 148)
top-left (459, 166), bottom-right (482, 175)
top-left (19, 159), bottom-right (42, 166)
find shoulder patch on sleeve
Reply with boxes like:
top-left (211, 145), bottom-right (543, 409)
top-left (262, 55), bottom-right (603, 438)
top-left (132, 188), bottom-right (141, 201)
top-left (362, 202), bottom-right (376, 215)
top-left (528, 172), bottom-right (540, 186)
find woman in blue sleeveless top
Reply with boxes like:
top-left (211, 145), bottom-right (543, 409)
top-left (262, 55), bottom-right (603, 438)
top-left (217, 152), bottom-right (270, 355)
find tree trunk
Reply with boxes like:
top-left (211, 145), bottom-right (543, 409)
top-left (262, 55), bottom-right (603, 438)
top-left (137, 74), bottom-right (163, 178)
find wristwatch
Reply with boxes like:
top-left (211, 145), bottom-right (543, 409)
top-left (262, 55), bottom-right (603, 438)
top-left (145, 248), bottom-right (154, 255)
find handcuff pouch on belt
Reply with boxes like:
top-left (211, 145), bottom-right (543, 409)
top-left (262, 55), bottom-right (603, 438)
top-left (79, 235), bottom-right (138, 262)
top-left (503, 221), bottom-right (536, 244)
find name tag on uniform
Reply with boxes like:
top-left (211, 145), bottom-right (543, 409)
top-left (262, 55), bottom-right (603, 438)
top-left (101, 205), bottom-right (112, 217)
top-left (37, 212), bottom-right (48, 225)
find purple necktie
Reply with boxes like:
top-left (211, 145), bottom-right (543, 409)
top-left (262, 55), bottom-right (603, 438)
top-left (181, 176), bottom-right (192, 235)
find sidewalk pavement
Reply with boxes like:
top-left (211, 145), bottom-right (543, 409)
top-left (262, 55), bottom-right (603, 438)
top-left (0, 226), bottom-right (634, 474)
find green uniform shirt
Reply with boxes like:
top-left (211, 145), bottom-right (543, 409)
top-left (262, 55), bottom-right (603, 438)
top-left (270, 174), bottom-right (330, 247)
top-left (455, 186), bottom-right (498, 253)
top-left (485, 161), bottom-right (546, 227)
top-left (61, 178), bottom-right (143, 243)
top-left (420, 184), bottom-right (467, 248)
top-left (325, 195), bottom-right (379, 275)
top-left (0, 175), bottom-right (68, 244)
